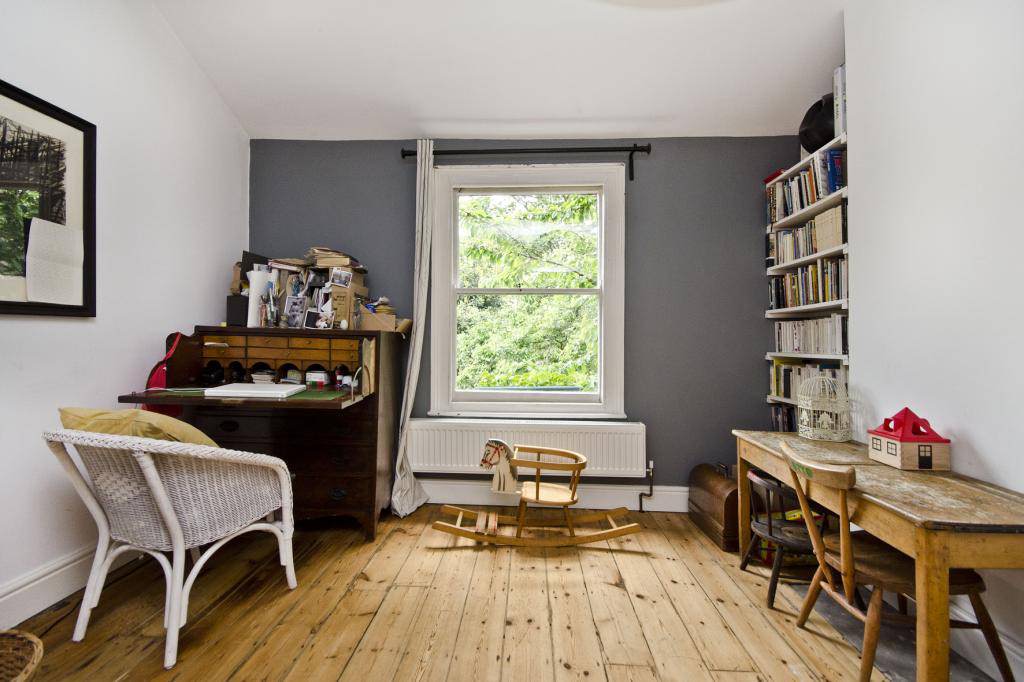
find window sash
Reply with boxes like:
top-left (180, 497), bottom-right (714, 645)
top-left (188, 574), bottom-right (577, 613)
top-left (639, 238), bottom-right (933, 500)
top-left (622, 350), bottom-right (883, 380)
top-left (430, 164), bottom-right (625, 419)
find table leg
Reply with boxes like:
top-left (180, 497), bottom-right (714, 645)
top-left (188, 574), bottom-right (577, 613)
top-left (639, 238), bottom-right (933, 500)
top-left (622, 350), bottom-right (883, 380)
top-left (915, 528), bottom-right (950, 681)
top-left (737, 440), bottom-right (751, 561)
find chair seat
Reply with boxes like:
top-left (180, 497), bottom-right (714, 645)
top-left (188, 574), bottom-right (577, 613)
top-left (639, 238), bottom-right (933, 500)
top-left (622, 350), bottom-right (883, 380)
top-left (750, 514), bottom-right (816, 552)
top-left (520, 481), bottom-right (576, 506)
top-left (823, 531), bottom-right (985, 594)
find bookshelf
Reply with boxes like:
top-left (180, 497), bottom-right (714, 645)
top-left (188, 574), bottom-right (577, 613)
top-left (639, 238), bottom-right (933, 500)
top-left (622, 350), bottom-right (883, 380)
top-left (764, 129), bottom-right (848, 429)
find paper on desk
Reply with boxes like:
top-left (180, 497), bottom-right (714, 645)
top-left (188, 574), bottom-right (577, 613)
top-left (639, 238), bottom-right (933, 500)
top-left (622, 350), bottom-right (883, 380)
top-left (247, 269), bottom-right (272, 326)
top-left (0, 275), bottom-right (27, 302)
top-left (26, 217), bottom-right (83, 305)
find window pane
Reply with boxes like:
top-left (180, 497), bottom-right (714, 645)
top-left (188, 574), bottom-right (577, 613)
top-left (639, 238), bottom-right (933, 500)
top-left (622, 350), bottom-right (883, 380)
top-left (458, 192), bottom-right (599, 289)
top-left (456, 294), bottom-right (598, 392)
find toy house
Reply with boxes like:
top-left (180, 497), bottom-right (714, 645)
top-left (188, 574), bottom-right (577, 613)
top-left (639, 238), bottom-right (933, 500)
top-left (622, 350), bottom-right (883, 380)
top-left (867, 407), bottom-right (951, 470)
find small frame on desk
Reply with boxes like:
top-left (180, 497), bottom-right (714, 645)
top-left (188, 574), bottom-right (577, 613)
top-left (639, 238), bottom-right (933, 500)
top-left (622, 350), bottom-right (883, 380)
top-left (0, 79), bottom-right (96, 317)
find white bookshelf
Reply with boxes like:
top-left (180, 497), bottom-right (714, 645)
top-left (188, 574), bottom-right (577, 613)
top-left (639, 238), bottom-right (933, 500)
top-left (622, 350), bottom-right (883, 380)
top-left (766, 351), bottom-right (849, 365)
top-left (766, 187), bottom-right (847, 233)
top-left (766, 244), bottom-right (847, 275)
top-left (765, 299), bottom-right (847, 318)
top-left (765, 133), bottom-right (849, 424)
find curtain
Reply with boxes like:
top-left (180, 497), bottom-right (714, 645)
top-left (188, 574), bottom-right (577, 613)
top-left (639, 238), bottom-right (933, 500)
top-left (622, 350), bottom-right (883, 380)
top-left (391, 139), bottom-right (433, 517)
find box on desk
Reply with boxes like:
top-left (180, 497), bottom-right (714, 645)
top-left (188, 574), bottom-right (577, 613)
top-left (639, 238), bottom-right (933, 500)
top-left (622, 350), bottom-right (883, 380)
top-left (357, 304), bottom-right (412, 333)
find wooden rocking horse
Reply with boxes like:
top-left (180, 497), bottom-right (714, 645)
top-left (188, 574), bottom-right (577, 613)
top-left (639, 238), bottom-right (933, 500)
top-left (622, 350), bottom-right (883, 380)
top-left (432, 439), bottom-right (642, 547)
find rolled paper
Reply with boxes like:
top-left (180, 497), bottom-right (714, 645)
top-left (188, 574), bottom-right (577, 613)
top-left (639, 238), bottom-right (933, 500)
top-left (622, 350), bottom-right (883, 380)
top-left (246, 269), bottom-right (272, 327)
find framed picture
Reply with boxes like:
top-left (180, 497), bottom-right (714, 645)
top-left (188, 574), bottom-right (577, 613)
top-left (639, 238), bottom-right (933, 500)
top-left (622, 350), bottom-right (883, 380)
top-left (0, 79), bottom-right (96, 317)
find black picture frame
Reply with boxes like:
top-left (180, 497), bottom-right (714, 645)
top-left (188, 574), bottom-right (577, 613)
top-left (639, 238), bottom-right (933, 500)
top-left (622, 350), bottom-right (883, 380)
top-left (0, 79), bottom-right (96, 317)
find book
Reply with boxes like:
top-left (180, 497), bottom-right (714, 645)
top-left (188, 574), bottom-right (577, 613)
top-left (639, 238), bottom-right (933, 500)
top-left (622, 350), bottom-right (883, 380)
top-left (768, 256), bottom-right (847, 309)
top-left (833, 64), bottom-right (847, 136)
top-left (770, 360), bottom-right (847, 401)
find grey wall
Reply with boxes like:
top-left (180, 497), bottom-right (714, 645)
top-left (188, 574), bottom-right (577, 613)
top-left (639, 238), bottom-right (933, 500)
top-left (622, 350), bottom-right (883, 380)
top-left (250, 136), bottom-right (798, 485)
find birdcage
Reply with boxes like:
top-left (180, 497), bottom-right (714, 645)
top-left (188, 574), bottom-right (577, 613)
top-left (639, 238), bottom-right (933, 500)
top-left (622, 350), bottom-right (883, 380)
top-left (797, 375), bottom-right (851, 441)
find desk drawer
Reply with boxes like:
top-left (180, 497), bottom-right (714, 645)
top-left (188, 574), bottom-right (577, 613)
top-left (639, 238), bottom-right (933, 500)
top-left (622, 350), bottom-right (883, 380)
top-left (292, 474), bottom-right (373, 510)
top-left (192, 412), bottom-right (285, 442)
top-left (202, 347), bottom-right (246, 359)
top-left (248, 336), bottom-right (289, 349)
top-left (290, 337), bottom-right (330, 350)
top-left (286, 444), bottom-right (377, 475)
top-left (330, 339), bottom-right (360, 351)
top-left (203, 335), bottom-right (246, 347)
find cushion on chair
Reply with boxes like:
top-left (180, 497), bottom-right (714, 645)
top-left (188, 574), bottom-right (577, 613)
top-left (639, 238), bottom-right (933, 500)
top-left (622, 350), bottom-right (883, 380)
top-left (59, 407), bottom-right (218, 447)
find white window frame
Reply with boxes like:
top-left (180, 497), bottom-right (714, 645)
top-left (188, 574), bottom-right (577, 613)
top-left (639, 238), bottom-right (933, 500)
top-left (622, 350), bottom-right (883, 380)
top-left (429, 163), bottom-right (625, 419)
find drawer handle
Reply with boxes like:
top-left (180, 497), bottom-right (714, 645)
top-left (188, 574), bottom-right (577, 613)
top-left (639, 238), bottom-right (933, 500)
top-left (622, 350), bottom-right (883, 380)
top-left (330, 488), bottom-right (347, 501)
top-left (219, 420), bottom-right (240, 432)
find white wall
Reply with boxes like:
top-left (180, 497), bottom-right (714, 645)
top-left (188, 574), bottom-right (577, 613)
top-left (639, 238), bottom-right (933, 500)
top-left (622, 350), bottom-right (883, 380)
top-left (0, 1), bottom-right (248, 626)
top-left (846, 1), bottom-right (1024, 677)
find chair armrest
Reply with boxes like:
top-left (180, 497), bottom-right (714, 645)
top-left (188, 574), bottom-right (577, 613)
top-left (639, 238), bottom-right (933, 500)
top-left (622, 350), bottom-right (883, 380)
top-left (43, 429), bottom-right (291, 478)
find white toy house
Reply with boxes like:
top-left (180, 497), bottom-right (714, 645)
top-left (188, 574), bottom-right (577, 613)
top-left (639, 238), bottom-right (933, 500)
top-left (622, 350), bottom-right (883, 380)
top-left (867, 407), bottom-right (951, 470)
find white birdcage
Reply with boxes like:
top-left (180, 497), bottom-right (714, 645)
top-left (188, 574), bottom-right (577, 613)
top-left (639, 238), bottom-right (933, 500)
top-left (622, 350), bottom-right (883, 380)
top-left (797, 375), bottom-right (851, 441)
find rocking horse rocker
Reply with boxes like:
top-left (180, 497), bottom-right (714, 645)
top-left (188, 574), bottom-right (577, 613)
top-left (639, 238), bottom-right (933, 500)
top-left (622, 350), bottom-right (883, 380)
top-left (432, 439), bottom-right (642, 547)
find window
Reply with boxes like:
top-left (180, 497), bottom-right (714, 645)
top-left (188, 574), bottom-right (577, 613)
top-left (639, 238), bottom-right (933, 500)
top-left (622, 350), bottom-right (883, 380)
top-left (887, 441), bottom-right (898, 456)
top-left (430, 164), bottom-right (625, 418)
top-left (871, 437), bottom-right (881, 451)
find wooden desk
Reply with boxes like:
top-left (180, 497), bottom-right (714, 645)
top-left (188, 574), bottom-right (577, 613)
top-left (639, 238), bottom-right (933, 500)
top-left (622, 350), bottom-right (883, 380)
top-left (119, 326), bottom-right (403, 540)
top-left (734, 430), bottom-right (1024, 681)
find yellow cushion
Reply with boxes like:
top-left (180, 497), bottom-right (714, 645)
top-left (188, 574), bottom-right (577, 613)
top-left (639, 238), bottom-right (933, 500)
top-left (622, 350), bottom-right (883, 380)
top-left (59, 407), bottom-right (218, 447)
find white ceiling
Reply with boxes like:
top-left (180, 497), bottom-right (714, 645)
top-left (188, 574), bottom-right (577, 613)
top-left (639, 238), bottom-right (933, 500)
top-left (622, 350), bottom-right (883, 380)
top-left (154, 0), bottom-right (846, 140)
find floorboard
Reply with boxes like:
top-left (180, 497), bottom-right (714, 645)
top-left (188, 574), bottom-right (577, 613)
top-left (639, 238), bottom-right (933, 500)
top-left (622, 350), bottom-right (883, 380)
top-left (17, 506), bottom-right (887, 681)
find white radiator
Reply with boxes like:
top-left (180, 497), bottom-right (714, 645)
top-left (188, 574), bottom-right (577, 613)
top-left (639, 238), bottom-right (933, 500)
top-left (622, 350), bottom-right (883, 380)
top-left (407, 418), bottom-right (647, 477)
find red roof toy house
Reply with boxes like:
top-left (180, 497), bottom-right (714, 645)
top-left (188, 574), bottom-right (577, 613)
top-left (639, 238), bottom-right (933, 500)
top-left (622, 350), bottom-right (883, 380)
top-left (867, 407), bottom-right (951, 470)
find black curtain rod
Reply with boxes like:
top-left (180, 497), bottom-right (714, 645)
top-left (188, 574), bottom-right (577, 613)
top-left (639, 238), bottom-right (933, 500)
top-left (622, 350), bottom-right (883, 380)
top-left (400, 143), bottom-right (652, 180)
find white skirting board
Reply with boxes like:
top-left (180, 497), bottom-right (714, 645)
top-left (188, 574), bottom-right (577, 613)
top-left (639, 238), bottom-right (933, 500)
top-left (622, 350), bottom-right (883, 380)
top-left (0, 545), bottom-right (134, 629)
top-left (416, 477), bottom-right (688, 512)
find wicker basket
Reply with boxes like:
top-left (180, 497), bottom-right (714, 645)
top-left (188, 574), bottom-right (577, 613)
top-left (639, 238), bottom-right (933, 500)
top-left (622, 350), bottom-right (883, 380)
top-left (0, 630), bottom-right (43, 682)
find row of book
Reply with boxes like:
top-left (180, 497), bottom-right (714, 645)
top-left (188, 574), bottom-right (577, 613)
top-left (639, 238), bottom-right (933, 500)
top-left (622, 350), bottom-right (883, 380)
top-left (769, 359), bottom-right (848, 401)
top-left (766, 205), bottom-right (845, 267)
top-left (765, 149), bottom-right (846, 225)
top-left (774, 314), bottom-right (848, 355)
top-left (768, 256), bottom-right (847, 310)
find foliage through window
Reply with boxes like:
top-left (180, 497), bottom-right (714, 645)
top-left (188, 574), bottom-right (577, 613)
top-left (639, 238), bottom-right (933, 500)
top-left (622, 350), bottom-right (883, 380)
top-left (456, 192), bottom-right (599, 393)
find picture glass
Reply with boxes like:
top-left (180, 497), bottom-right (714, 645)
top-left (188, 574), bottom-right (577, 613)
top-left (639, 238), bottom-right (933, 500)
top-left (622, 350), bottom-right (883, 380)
top-left (0, 84), bottom-right (88, 309)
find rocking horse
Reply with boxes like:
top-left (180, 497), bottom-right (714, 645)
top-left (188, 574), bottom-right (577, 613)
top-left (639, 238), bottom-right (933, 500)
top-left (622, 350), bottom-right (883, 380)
top-left (432, 439), bottom-right (642, 547)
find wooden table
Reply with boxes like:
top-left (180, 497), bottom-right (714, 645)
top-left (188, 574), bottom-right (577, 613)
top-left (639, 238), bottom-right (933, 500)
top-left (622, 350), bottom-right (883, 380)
top-left (733, 430), bottom-right (1024, 681)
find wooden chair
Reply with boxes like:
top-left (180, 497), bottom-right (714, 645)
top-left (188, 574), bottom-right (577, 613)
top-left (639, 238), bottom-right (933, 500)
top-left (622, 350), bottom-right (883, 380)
top-left (781, 442), bottom-right (1014, 682)
top-left (739, 469), bottom-right (826, 608)
top-left (512, 445), bottom-right (586, 537)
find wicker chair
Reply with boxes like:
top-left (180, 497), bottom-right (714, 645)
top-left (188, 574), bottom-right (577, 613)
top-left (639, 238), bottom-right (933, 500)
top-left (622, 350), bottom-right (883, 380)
top-left (43, 429), bottom-right (297, 669)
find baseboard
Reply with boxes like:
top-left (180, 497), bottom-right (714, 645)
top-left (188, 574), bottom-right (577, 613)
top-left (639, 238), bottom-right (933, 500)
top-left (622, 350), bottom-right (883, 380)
top-left (0, 546), bottom-right (95, 628)
top-left (418, 478), bottom-right (688, 512)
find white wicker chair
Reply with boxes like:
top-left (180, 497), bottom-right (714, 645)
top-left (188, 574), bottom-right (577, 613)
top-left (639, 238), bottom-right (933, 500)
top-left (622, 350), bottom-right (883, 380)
top-left (43, 429), bottom-right (297, 669)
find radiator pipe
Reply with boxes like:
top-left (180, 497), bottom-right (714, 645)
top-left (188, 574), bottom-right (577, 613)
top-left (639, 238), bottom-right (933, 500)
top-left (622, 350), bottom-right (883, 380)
top-left (638, 460), bottom-right (654, 512)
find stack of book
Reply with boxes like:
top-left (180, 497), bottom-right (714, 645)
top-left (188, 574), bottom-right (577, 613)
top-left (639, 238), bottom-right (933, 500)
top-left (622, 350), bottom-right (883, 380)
top-left (768, 256), bottom-right (848, 309)
top-left (770, 205), bottom-right (845, 265)
top-left (305, 246), bottom-right (365, 270)
top-left (765, 150), bottom-right (847, 225)
top-left (774, 314), bottom-right (848, 355)
top-left (769, 359), bottom-right (848, 401)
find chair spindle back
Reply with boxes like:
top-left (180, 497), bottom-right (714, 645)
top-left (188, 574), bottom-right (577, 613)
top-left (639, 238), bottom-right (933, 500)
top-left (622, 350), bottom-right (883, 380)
top-left (780, 441), bottom-right (857, 602)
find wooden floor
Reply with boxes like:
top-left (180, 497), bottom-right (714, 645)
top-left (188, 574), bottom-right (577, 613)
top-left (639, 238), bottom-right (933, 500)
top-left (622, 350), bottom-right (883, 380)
top-left (18, 505), bottom-right (885, 681)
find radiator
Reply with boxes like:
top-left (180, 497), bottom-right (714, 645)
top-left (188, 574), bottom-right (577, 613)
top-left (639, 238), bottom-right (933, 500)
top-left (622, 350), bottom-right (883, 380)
top-left (407, 418), bottom-right (647, 477)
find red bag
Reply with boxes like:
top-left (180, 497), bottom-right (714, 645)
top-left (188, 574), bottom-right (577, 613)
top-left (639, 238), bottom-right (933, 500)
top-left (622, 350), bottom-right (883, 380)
top-left (144, 332), bottom-right (183, 416)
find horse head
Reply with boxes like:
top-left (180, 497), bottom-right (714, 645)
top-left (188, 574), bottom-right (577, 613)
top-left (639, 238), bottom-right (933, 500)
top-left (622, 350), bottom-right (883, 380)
top-left (481, 438), bottom-right (512, 469)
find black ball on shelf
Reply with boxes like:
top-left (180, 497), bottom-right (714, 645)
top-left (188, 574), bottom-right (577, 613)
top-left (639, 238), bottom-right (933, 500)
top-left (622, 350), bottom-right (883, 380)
top-left (799, 93), bottom-right (836, 152)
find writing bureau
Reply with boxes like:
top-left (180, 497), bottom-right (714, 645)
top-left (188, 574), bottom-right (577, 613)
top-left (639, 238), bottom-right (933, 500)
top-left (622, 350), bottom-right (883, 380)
top-left (119, 326), bottom-right (403, 540)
